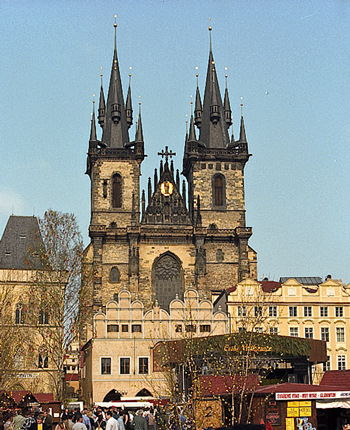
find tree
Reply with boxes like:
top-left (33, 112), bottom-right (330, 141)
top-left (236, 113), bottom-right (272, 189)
top-left (22, 210), bottom-right (92, 401)
top-left (0, 282), bottom-right (26, 390)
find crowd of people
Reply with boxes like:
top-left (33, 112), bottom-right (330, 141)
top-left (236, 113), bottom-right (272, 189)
top-left (0, 405), bottom-right (188, 430)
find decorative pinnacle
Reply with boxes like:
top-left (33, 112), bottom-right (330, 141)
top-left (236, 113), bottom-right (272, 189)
top-left (209, 18), bottom-right (212, 51)
top-left (100, 67), bottom-right (103, 85)
top-left (241, 96), bottom-right (244, 116)
top-left (158, 146), bottom-right (176, 163)
top-left (114, 15), bottom-right (117, 51)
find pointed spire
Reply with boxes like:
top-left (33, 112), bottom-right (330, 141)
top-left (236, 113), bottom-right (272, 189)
top-left (148, 177), bottom-right (152, 204)
top-left (194, 72), bottom-right (202, 128)
top-left (101, 16), bottom-right (130, 148)
top-left (160, 160), bottom-right (163, 177)
top-left (239, 99), bottom-right (247, 143)
top-left (90, 99), bottom-right (97, 143)
top-left (197, 25), bottom-right (230, 148)
top-left (170, 160), bottom-right (174, 178)
top-left (142, 190), bottom-right (146, 217)
top-left (182, 180), bottom-right (187, 208)
top-left (224, 73), bottom-right (232, 128)
top-left (176, 169), bottom-right (180, 190)
top-left (125, 70), bottom-right (133, 129)
top-left (154, 168), bottom-right (158, 192)
top-left (189, 101), bottom-right (197, 141)
top-left (98, 69), bottom-right (106, 128)
top-left (135, 101), bottom-right (144, 142)
top-left (231, 120), bottom-right (235, 143)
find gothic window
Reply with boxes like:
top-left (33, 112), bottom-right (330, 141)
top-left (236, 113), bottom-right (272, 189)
top-left (39, 308), bottom-right (49, 325)
top-left (152, 253), bottom-right (184, 310)
top-left (212, 174), bottom-right (225, 207)
top-left (112, 174), bottom-right (122, 208)
top-left (217, 249), bottom-right (223, 262)
top-left (38, 351), bottom-right (48, 368)
top-left (110, 267), bottom-right (120, 283)
top-left (15, 303), bottom-right (24, 324)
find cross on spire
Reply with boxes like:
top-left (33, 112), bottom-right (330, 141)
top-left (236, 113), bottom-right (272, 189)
top-left (158, 146), bottom-right (176, 163)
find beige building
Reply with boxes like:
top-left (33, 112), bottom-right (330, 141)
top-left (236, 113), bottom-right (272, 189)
top-left (226, 276), bottom-right (350, 383)
top-left (81, 287), bottom-right (228, 405)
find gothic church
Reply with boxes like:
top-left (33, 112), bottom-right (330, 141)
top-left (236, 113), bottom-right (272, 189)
top-left (85, 22), bottom-right (257, 314)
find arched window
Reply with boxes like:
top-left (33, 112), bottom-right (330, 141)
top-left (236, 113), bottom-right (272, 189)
top-left (110, 267), bottom-right (120, 283)
top-left (39, 308), bottom-right (49, 325)
top-left (152, 252), bottom-right (184, 310)
top-left (112, 174), bottom-right (122, 208)
top-left (212, 174), bottom-right (225, 207)
top-left (38, 351), bottom-right (48, 368)
top-left (15, 303), bottom-right (24, 324)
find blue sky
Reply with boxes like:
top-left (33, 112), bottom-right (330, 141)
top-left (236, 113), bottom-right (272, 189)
top-left (1, 0), bottom-right (349, 282)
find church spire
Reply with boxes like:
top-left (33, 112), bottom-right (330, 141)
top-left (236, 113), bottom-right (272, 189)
top-left (98, 70), bottom-right (105, 128)
top-left (239, 99), bottom-right (247, 143)
top-left (224, 74), bottom-right (232, 128)
top-left (125, 70), bottom-right (133, 129)
top-left (194, 73), bottom-right (202, 128)
top-left (101, 17), bottom-right (130, 148)
top-left (135, 102), bottom-right (143, 142)
top-left (89, 99), bottom-right (97, 144)
top-left (188, 102), bottom-right (197, 141)
top-left (198, 25), bottom-right (230, 148)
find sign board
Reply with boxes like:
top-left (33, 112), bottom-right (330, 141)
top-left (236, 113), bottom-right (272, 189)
top-left (194, 399), bottom-right (222, 429)
top-left (287, 408), bottom-right (299, 417)
top-left (265, 400), bottom-right (281, 425)
top-left (286, 418), bottom-right (295, 430)
top-left (276, 391), bottom-right (350, 400)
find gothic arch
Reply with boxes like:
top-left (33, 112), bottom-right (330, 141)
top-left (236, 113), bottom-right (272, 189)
top-left (110, 266), bottom-right (120, 283)
top-left (136, 388), bottom-right (153, 397)
top-left (152, 252), bottom-right (184, 310)
top-left (212, 173), bottom-right (226, 208)
top-left (103, 389), bottom-right (121, 402)
top-left (112, 173), bottom-right (122, 208)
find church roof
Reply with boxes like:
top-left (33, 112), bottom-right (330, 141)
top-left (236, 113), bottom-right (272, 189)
top-left (279, 277), bottom-right (323, 285)
top-left (0, 215), bottom-right (44, 270)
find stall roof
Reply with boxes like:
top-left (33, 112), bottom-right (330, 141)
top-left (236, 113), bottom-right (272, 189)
top-left (199, 374), bottom-right (260, 396)
top-left (320, 370), bottom-right (350, 387)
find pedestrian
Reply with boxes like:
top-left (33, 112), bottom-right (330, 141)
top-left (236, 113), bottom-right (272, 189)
top-left (81, 412), bottom-right (90, 430)
top-left (21, 409), bottom-right (36, 430)
top-left (13, 410), bottom-right (25, 430)
top-left (131, 411), bottom-right (147, 430)
top-left (28, 415), bottom-right (48, 430)
top-left (43, 412), bottom-right (52, 430)
top-left (105, 411), bottom-right (118, 430)
top-left (72, 416), bottom-right (86, 430)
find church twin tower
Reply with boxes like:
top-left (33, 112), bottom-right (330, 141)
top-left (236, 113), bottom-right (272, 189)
top-left (86, 23), bottom-right (257, 312)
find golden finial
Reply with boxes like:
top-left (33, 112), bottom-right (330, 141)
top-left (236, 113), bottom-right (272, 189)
top-left (100, 67), bottom-right (103, 85)
top-left (185, 114), bottom-right (188, 134)
top-left (114, 15), bottom-right (117, 51)
top-left (190, 95), bottom-right (193, 115)
top-left (240, 97), bottom-right (244, 116)
top-left (139, 95), bottom-right (141, 106)
top-left (129, 66), bottom-right (132, 85)
top-left (209, 18), bottom-right (212, 51)
top-left (225, 68), bottom-right (228, 88)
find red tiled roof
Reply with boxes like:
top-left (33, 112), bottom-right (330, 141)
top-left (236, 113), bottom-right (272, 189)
top-left (320, 370), bottom-right (350, 388)
top-left (260, 280), bottom-right (281, 293)
top-left (199, 374), bottom-right (260, 396)
top-left (226, 286), bottom-right (237, 293)
top-left (65, 374), bottom-right (79, 381)
top-left (34, 393), bottom-right (55, 403)
top-left (254, 382), bottom-right (350, 395)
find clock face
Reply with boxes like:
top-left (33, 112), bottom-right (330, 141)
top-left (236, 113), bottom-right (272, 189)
top-left (160, 181), bottom-right (173, 196)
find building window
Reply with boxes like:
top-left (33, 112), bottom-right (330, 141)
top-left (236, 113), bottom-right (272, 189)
top-left (121, 325), bottom-right (129, 333)
top-left (200, 324), bottom-right (211, 333)
top-left (120, 358), bottom-right (130, 374)
top-left (101, 357), bottom-right (111, 374)
top-left (216, 249), bottom-right (223, 262)
top-left (323, 356), bottom-right (331, 372)
top-left (132, 324), bottom-right (142, 333)
top-left (270, 327), bottom-right (278, 335)
top-left (237, 306), bottom-right (246, 317)
top-left (336, 327), bottom-right (345, 343)
top-left (269, 306), bottom-right (277, 317)
top-left (139, 357), bottom-right (149, 374)
top-left (254, 327), bottom-right (263, 333)
top-left (110, 267), bottom-right (120, 283)
top-left (212, 174), bottom-right (225, 207)
top-left (335, 307), bottom-right (344, 318)
top-left (38, 352), bottom-right (48, 369)
top-left (288, 287), bottom-right (296, 296)
top-left (38, 309), bottom-right (49, 325)
top-left (175, 324), bottom-right (182, 333)
top-left (304, 306), bottom-right (312, 317)
top-left (153, 252), bottom-right (183, 310)
top-left (338, 355), bottom-right (346, 370)
top-left (15, 303), bottom-right (24, 324)
top-left (107, 325), bottom-right (119, 332)
top-left (112, 174), bottom-right (122, 208)
top-left (320, 306), bottom-right (328, 317)
top-left (290, 327), bottom-right (298, 337)
top-left (289, 306), bottom-right (297, 317)
top-left (185, 324), bottom-right (196, 333)
top-left (254, 306), bottom-right (262, 317)
top-left (320, 327), bottom-right (329, 342)
top-left (305, 327), bottom-right (313, 339)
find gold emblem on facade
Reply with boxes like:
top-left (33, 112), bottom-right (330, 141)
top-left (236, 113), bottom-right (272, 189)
top-left (160, 181), bottom-right (173, 196)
